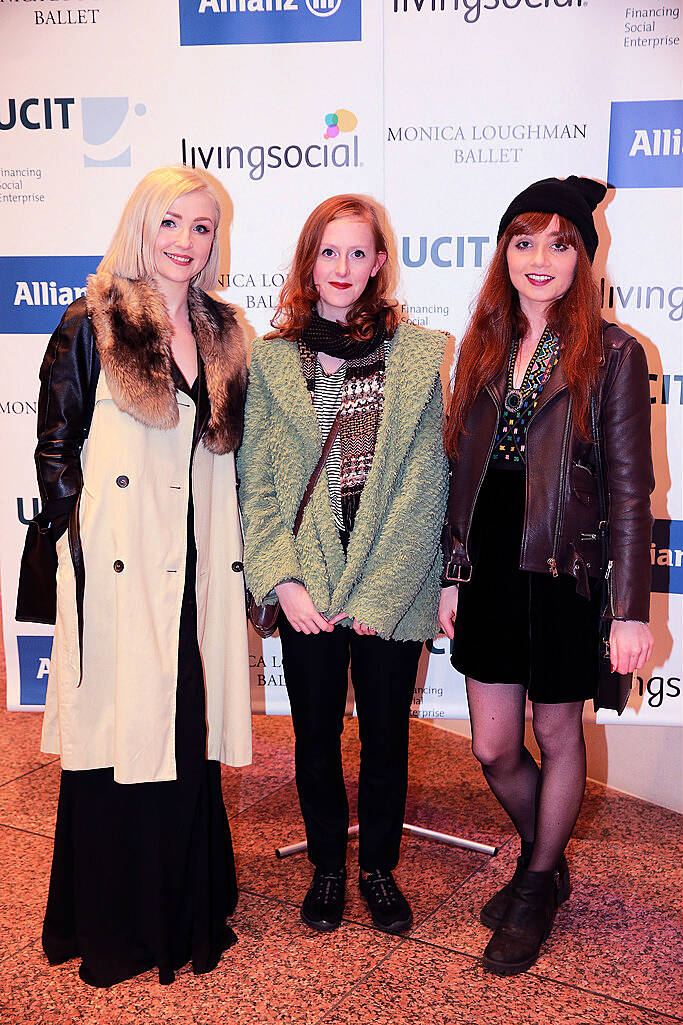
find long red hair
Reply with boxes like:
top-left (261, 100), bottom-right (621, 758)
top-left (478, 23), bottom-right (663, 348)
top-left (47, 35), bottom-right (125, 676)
top-left (267, 194), bottom-right (400, 342)
top-left (444, 212), bottom-right (602, 458)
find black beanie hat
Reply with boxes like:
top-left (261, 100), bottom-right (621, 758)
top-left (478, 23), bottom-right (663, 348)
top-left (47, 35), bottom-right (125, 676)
top-left (497, 176), bottom-right (607, 262)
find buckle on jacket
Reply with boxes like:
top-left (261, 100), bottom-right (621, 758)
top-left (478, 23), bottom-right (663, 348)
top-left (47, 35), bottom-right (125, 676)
top-left (444, 560), bottom-right (472, 584)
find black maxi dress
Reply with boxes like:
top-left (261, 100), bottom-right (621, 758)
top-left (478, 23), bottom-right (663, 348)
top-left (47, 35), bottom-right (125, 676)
top-left (42, 360), bottom-right (238, 987)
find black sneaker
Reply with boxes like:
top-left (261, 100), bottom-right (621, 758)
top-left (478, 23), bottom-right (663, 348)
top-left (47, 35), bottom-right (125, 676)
top-left (301, 867), bottom-right (346, 932)
top-left (358, 869), bottom-right (413, 934)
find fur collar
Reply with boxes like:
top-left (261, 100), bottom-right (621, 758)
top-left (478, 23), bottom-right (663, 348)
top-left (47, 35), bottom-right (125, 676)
top-left (86, 271), bottom-right (246, 453)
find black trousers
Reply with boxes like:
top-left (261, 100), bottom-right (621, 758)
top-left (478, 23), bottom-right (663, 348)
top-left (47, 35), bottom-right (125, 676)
top-left (278, 615), bottom-right (422, 873)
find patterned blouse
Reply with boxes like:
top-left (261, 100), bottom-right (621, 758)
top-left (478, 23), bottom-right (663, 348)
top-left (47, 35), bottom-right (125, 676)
top-left (490, 325), bottom-right (560, 470)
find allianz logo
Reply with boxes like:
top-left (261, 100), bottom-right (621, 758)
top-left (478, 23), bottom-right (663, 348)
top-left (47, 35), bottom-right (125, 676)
top-left (197, 0), bottom-right (342, 14)
top-left (651, 542), bottom-right (683, 569)
top-left (629, 127), bottom-right (682, 157)
top-left (13, 280), bottom-right (86, 307)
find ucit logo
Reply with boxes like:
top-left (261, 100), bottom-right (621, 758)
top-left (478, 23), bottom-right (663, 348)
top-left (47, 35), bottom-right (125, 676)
top-left (608, 100), bottom-right (683, 188)
top-left (178, 0), bottom-right (360, 45)
top-left (0, 96), bottom-right (147, 167)
top-left (17, 635), bottom-right (53, 706)
top-left (402, 235), bottom-right (490, 269)
top-left (82, 97), bottom-right (147, 167)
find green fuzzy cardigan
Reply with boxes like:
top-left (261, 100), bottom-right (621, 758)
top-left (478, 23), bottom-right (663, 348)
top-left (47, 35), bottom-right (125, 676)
top-left (237, 321), bottom-right (449, 642)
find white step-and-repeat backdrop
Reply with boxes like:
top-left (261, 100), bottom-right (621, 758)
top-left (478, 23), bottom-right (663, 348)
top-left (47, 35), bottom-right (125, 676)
top-left (1, 1), bottom-right (681, 726)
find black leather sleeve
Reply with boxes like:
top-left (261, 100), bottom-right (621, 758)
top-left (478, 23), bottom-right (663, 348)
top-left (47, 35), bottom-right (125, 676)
top-left (35, 298), bottom-right (95, 522)
top-left (601, 337), bottom-right (655, 623)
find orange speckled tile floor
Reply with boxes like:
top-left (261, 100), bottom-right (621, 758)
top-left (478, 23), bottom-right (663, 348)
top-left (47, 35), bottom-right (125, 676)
top-left (1, 637), bottom-right (681, 1025)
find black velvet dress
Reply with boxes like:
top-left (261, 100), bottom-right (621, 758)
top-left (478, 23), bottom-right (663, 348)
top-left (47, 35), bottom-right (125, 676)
top-left (451, 343), bottom-right (601, 704)
top-left (42, 360), bottom-right (238, 987)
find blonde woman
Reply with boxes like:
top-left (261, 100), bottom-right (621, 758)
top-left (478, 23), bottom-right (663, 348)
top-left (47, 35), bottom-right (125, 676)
top-left (34, 167), bottom-right (251, 986)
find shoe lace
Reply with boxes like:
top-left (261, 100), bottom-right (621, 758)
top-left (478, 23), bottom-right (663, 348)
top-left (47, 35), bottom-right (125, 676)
top-left (313, 871), bottom-right (344, 902)
top-left (365, 871), bottom-right (399, 907)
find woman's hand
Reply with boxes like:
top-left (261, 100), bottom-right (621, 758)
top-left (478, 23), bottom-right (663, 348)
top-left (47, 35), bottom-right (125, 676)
top-left (327, 611), bottom-right (377, 636)
top-left (350, 619), bottom-right (376, 636)
top-left (437, 585), bottom-right (459, 640)
top-left (275, 581), bottom-right (333, 634)
top-left (608, 619), bottom-right (654, 674)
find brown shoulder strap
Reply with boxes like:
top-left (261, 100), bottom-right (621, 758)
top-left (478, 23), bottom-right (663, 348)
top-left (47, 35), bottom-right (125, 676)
top-left (293, 410), bottom-right (342, 537)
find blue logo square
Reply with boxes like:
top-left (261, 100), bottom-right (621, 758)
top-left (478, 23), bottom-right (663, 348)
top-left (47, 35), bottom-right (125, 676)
top-left (608, 100), bottom-right (683, 189)
top-left (0, 256), bottom-right (101, 334)
top-left (17, 635), bottom-right (53, 705)
top-left (178, 0), bottom-right (361, 46)
top-left (651, 519), bottom-right (683, 595)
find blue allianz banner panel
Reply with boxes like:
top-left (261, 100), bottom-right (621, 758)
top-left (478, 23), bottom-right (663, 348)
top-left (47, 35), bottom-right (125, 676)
top-left (651, 519), bottom-right (683, 595)
top-left (178, 0), bottom-right (361, 46)
top-left (608, 100), bottom-right (683, 189)
top-left (0, 256), bottom-right (101, 334)
top-left (17, 635), bottom-right (53, 705)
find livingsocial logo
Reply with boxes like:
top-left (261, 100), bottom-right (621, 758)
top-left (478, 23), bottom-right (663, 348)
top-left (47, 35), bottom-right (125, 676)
top-left (323, 108), bottom-right (357, 139)
top-left (179, 0), bottom-right (360, 45)
top-left (181, 109), bottom-right (360, 181)
top-left (608, 99), bottom-right (683, 189)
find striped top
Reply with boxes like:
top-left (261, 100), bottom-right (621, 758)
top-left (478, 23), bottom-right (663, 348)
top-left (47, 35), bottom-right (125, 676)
top-left (314, 359), bottom-right (346, 529)
top-left (313, 339), bottom-right (392, 530)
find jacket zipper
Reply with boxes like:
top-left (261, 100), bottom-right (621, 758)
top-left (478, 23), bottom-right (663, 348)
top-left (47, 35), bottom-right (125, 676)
top-left (464, 387), bottom-right (500, 565)
top-left (547, 396), bottom-right (573, 577)
top-left (605, 559), bottom-right (615, 615)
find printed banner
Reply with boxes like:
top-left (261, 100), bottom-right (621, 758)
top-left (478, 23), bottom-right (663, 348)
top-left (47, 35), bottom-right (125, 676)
top-left (1, 0), bottom-right (681, 728)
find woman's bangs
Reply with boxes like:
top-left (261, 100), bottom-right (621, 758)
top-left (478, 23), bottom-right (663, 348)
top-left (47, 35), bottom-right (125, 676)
top-left (506, 212), bottom-right (580, 250)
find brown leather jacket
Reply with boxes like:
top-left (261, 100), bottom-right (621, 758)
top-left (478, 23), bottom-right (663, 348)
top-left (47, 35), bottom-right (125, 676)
top-left (443, 322), bottom-right (654, 623)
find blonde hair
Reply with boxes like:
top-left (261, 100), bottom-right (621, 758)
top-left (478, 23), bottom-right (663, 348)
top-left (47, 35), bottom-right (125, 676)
top-left (98, 166), bottom-right (222, 290)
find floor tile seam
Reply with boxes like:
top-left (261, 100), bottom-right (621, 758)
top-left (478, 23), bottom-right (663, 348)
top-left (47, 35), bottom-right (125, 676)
top-left (226, 775), bottom-right (297, 821)
top-left (311, 932), bottom-right (414, 1025)
top-left (0, 936), bottom-right (41, 970)
top-left (0, 821), bottom-right (53, 840)
top-left (238, 886), bottom-right (415, 940)
top-left (391, 833), bottom-right (517, 938)
top-left (399, 934), bottom-right (683, 1022)
top-left (522, 972), bottom-right (683, 1022)
top-left (0, 758), bottom-right (60, 791)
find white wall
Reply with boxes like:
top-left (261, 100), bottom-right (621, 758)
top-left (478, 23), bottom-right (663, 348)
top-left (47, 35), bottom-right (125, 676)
top-left (432, 719), bottom-right (683, 814)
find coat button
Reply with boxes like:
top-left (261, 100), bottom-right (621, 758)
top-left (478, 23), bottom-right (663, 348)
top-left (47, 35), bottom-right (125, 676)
top-left (116, 475), bottom-right (129, 488)
top-left (231, 561), bottom-right (243, 572)
top-left (113, 560), bottom-right (124, 573)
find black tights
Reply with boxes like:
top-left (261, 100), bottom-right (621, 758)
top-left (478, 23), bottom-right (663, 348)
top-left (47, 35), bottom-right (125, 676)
top-left (466, 679), bottom-right (586, 872)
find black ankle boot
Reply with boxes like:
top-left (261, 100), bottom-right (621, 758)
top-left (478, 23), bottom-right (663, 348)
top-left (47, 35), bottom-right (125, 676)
top-left (482, 868), bottom-right (558, 976)
top-left (480, 853), bottom-right (570, 930)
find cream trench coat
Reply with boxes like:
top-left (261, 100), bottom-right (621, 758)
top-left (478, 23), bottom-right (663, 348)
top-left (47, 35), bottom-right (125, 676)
top-left (38, 273), bottom-right (252, 784)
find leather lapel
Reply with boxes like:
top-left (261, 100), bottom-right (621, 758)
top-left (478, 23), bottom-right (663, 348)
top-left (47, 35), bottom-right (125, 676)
top-left (528, 357), bottom-right (568, 421)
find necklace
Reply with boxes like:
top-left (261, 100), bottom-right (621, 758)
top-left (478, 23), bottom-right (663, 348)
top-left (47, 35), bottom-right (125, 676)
top-left (504, 326), bottom-right (559, 414)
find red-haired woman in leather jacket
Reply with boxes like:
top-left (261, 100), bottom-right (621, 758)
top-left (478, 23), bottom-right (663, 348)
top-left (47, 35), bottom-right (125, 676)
top-left (438, 177), bottom-right (654, 977)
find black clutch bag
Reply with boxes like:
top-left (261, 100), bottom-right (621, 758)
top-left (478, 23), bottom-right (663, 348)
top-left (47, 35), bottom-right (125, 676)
top-left (595, 625), bottom-right (635, 714)
top-left (15, 510), bottom-right (57, 625)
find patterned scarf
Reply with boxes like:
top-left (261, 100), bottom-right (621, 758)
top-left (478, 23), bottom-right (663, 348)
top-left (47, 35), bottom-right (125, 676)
top-left (299, 312), bottom-right (386, 531)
